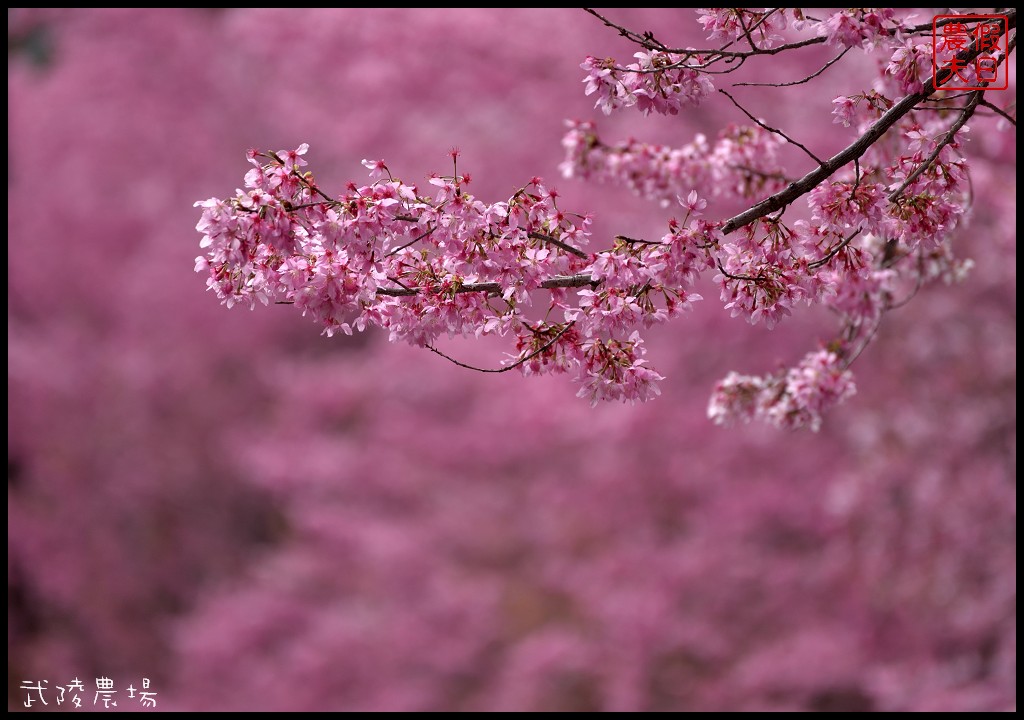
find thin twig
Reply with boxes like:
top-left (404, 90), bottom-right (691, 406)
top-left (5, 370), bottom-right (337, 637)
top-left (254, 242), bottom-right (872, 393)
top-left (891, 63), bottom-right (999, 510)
top-left (739, 9), bottom-right (783, 49)
top-left (718, 89), bottom-right (825, 166)
top-left (387, 275), bottom-right (416, 292)
top-left (923, 91), bottom-right (975, 102)
top-left (385, 225), bottom-right (437, 258)
top-left (582, 8), bottom-right (668, 51)
top-left (728, 164), bottom-right (794, 183)
top-left (884, 252), bottom-right (927, 310)
top-left (979, 98), bottom-right (1016, 126)
top-left (734, 47), bottom-right (850, 87)
top-left (808, 229), bottom-right (862, 270)
top-left (716, 260), bottom-right (766, 284)
top-left (527, 231), bottom-right (589, 259)
top-left (265, 152), bottom-right (335, 203)
top-left (736, 12), bottom-right (758, 52)
top-left (286, 200), bottom-right (339, 211)
top-left (714, 9), bottom-right (784, 55)
top-left (425, 321), bottom-right (576, 374)
top-left (841, 316), bottom-right (883, 368)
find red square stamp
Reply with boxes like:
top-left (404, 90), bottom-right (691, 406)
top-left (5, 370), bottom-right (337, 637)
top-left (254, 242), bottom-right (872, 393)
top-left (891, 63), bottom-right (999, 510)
top-left (933, 14), bottom-right (1009, 90)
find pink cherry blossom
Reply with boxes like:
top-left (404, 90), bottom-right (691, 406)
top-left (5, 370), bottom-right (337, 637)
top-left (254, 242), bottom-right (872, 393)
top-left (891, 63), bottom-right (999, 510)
top-left (708, 350), bottom-right (856, 432)
top-left (818, 8), bottom-right (903, 51)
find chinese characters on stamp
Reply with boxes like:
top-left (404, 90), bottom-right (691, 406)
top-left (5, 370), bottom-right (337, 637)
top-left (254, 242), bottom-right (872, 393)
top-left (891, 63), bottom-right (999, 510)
top-left (933, 14), bottom-right (1010, 90)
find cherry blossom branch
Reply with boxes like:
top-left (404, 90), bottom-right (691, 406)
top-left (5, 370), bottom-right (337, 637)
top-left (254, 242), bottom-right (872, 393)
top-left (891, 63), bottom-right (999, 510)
top-left (545, 23), bottom-right (1008, 292)
top-left (429, 11), bottom-right (1015, 307)
top-left (196, 8), bottom-right (1013, 423)
top-left (890, 33), bottom-right (1014, 201)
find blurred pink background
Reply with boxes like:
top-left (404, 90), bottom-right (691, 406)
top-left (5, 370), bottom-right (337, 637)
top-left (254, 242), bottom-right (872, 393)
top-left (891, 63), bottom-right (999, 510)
top-left (8, 8), bottom-right (1015, 711)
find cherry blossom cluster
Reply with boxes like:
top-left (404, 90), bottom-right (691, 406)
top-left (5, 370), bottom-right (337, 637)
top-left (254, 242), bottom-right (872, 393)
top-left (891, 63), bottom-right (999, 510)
top-left (560, 119), bottom-right (787, 206)
top-left (886, 40), bottom-right (935, 94)
top-left (696, 8), bottom-right (906, 52)
top-left (580, 51), bottom-right (714, 116)
top-left (696, 8), bottom-right (790, 48)
top-left (707, 349), bottom-right (857, 432)
top-left (831, 90), bottom-right (893, 129)
top-left (816, 8), bottom-right (904, 50)
top-left (716, 217), bottom-right (835, 330)
top-left (196, 147), bottom-right (580, 334)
